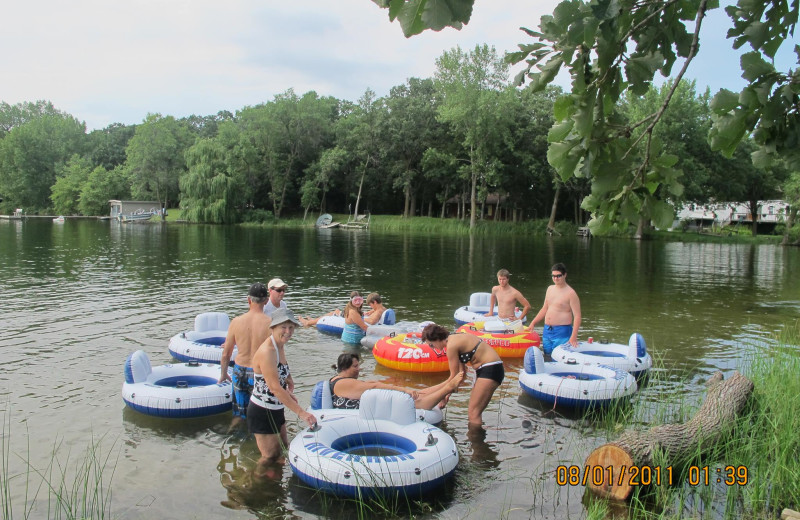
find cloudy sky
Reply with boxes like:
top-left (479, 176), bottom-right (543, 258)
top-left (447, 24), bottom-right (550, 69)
top-left (3, 0), bottom-right (794, 131)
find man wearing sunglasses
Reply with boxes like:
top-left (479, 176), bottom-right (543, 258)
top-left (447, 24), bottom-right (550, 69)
top-left (526, 263), bottom-right (581, 356)
top-left (264, 278), bottom-right (289, 317)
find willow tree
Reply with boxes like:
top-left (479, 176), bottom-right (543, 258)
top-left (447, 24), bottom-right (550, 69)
top-left (181, 138), bottom-right (243, 223)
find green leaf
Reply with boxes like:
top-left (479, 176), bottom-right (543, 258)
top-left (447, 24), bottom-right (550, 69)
top-left (751, 147), bottom-right (774, 168)
top-left (548, 120), bottom-right (575, 142)
top-left (553, 95), bottom-right (574, 121)
top-left (710, 89), bottom-right (740, 113)
top-left (740, 51), bottom-right (775, 81)
top-left (651, 199), bottom-right (675, 230)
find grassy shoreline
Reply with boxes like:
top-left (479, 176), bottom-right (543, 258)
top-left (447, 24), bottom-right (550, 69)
top-left (164, 208), bottom-right (787, 244)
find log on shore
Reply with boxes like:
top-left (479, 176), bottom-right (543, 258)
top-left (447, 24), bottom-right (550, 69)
top-left (585, 371), bottom-right (754, 500)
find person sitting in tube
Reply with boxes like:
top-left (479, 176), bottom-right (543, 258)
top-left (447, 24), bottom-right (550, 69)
top-left (329, 353), bottom-right (463, 410)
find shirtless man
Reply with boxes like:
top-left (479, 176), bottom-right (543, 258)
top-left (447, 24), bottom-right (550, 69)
top-left (220, 282), bottom-right (274, 425)
top-left (527, 263), bottom-right (581, 355)
top-left (484, 269), bottom-right (531, 321)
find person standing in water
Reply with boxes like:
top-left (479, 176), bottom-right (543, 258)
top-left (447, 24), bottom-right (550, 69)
top-left (527, 263), bottom-right (581, 355)
top-left (484, 269), bottom-right (531, 321)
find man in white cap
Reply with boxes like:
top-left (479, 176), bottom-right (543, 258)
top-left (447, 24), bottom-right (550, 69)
top-left (264, 278), bottom-right (288, 317)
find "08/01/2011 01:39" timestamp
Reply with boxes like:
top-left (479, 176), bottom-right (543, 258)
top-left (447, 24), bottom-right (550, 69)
top-left (555, 465), bottom-right (749, 487)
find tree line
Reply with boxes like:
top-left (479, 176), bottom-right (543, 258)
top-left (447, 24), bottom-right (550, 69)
top-left (0, 44), bottom-right (795, 239)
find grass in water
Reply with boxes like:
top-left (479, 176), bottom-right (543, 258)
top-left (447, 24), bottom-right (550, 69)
top-left (1, 411), bottom-right (117, 520)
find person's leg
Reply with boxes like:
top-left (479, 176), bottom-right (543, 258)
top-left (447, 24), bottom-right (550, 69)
top-left (467, 377), bottom-right (500, 426)
top-left (414, 371), bottom-right (464, 410)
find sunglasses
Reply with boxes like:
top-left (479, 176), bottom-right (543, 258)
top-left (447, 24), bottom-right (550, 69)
top-left (272, 287), bottom-right (286, 292)
top-left (552, 274), bottom-right (564, 279)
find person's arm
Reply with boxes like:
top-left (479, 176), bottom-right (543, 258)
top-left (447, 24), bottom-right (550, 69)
top-left (527, 299), bottom-right (548, 332)
top-left (261, 349), bottom-right (316, 427)
top-left (515, 290), bottom-right (532, 320)
top-left (364, 308), bottom-right (382, 325)
top-left (569, 291), bottom-right (582, 346)
top-left (484, 287), bottom-right (497, 317)
top-left (219, 321), bottom-right (237, 383)
top-left (446, 338), bottom-right (464, 383)
top-left (336, 378), bottom-right (418, 400)
top-left (348, 308), bottom-right (369, 331)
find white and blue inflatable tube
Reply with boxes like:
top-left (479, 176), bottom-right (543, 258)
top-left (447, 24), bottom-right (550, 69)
top-left (167, 312), bottom-right (233, 364)
top-left (550, 333), bottom-right (652, 378)
top-left (122, 350), bottom-right (232, 418)
top-left (360, 320), bottom-right (435, 348)
top-left (453, 292), bottom-right (526, 326)
top-left (289, 389), bottom-right (458, 498)
top-left (518, 347), bottom-right (637, 409)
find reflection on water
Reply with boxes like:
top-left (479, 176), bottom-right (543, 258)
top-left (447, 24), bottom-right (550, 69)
top-left (1, 219), bottom-right (798, 519)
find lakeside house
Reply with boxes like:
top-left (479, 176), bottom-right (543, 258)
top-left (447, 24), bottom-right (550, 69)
top-left (673, 200), bottom-right (790, 232)
top-left (109, 200), bottom-right (160, 220)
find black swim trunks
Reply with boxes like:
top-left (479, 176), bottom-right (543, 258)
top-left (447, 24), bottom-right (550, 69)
top-left (475, 361), bottom-right (505, 384)
top-left (246, 402), bottom-right (285, 435)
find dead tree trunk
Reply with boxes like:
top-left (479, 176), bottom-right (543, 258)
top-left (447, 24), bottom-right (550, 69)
top-left (585, 371), bottom-right (753, 500)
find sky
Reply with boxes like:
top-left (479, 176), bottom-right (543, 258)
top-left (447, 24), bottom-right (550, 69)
top-left (3, 0), bottom-right (796, 131)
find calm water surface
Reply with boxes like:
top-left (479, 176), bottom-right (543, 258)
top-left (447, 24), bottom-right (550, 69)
top-left (1, 219), bottom-right (798, 519)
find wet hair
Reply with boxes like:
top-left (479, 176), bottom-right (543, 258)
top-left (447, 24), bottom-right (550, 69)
top-left (366, 292), bottom-right (381, 305)
top-left (342, 291), bottom-right (363, 317)
top-left (421, 323), bottom-right (449, 342)
top-left (333, 352), bottom-right (361, 373)
top-left (497, 269), bottom-right (511, 278)
top-left (551, 263), bottom-right (567, 275)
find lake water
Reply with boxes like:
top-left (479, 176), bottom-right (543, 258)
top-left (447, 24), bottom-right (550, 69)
top-left (1, 219), bottom-right (798, 519)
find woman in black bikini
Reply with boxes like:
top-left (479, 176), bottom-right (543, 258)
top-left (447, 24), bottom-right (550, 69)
top-left (420, 323), bottom-right (504, 426)
top-left (329, 353), bottom-right (463, 410)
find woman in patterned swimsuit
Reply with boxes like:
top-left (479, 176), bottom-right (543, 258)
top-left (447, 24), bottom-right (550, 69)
top-left (421, 323), bottom-right (504, 427)
top-left (329, 353), bottom-right (463, 410)
top-left (247, 308), bottom-right (317, 471)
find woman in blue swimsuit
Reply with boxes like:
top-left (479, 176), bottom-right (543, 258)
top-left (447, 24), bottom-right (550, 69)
top-left (421, 323), bottom-right (504, 427)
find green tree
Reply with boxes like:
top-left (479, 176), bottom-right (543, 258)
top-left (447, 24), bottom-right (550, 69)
top-left (125, 113), bottom-right (193, 210)
top-left (181, 138), bottom-right (243, 223)
top-left (0, 100), bottom-right (64, 137)
top-left (79, 165), bottom-right (130, 216)
top-left (434, 44), bottom-right (510, 229)
top-left (374, 0), bottom-right (799, 236)
top-left (86, 123), bottom-right (136, 171)
top-left (0, 113), bottom-right (86, 211)
top-left (301, 146), bottom-right (348, 219)
top-left (381, 77), bottom-right (441, 218)
top-left (51, 155), bottom-right (93, 215)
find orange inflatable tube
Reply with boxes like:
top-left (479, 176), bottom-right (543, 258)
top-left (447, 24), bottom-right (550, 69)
top-left (372, 332), bottom-right (450, 373)
top-left (456, 321), bottom-right (541, 358)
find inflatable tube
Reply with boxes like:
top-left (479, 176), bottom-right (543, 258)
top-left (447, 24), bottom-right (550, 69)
top-left (168, 312), bottom-right (234, 364)
top-left (122, 350), bottom-right (232, 418)
top-left (316, 309), bottom-right (397, 336)
top-left (518, 347), bottom-right (637, 409)
top-left (453, 292), bottom-right (526, 326)
top-left (360, 320), bottom-right (435, 348)
top-left (289, 389), bottom-right (458, 498)
top-left (308, 380), bottom-right (443, 425)
top-left (550, 333), bottom-right (652, 378)
top-left (455, 320), bottom-right (541, 358)
top-left (373, 332), bottom-right (450, 373)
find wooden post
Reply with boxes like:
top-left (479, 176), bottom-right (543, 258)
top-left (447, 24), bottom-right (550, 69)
top-left (584, 371), bottom-right (753, 500)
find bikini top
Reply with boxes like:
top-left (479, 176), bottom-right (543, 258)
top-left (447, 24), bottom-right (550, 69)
top-left (329, 376), bottom-right (360, 409)
top-left (458, 337), bottom-right (483, 364)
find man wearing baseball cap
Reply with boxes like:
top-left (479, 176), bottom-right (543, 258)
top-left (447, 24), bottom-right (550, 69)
top-left (220, 282), bottom-right (273, 426)
top-left (264, 278), bottom-right (288, 317)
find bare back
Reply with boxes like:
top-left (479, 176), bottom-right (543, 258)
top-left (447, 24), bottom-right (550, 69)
top-left (226, 308), bottom-right (272, 368)
top-left (543, 284), bottom-right (579, 326)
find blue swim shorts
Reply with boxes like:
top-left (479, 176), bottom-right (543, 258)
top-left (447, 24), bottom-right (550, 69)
top-left (543, 325), bottom-right (573, 355)
top-left (231, 365), bottom-right (254, 419)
